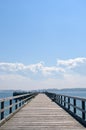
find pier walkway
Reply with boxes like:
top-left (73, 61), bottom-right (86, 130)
top-left (0, 94), bottom-right (85, 130)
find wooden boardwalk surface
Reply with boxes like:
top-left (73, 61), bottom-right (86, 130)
top-left (0, 94), bottom-right (85, 130)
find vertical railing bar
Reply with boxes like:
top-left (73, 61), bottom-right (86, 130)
top-left (9, 99), bottom-right (12, 114)
top-left (82, 101), bottom-right (85, 120)
top-left (68, 97), bottom-right (70, 110)
top-left (1, 101), bottom-right (4, 120)
top-left (59, 95), bottom-right (60, 104)
top-left (64, 96), bottom-right (66, 107)
top-left (73, 98), bottom-right (76, 114)
top-left (15, 99), bottom-right (18, 110)
top-left (19, 98), bottom-right (21, 107)
top-left (61, 96), bottom-right (62, 105)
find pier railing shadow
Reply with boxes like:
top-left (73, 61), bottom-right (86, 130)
top-left (45, 92), bottom-right (86, 127)
top-left (0, 92), bottom-right (37, 126)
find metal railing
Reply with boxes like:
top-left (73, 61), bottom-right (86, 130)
top-left (46, 92), bottom-right (86, 127)
top-left (0, 92), bottom-right (37, 125)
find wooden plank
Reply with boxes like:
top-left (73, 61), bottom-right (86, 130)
top-left (0, 94), bottom-right (85, 130)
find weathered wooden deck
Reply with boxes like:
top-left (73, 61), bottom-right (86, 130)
top-left (0, 94), bottom-right (85, 130)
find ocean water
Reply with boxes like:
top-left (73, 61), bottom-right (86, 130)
top-left (0, 89), bottom-right (86, 99)
top-left (0, 91), bottom-right (13, 99)
top-left (55, 90), bottom-right (86, 98)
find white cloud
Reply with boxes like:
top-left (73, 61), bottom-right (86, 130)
top-left (0, 63), bottom-right (25, 71)
top-left (0, 57), bottom-right (86, 90)
top-left (24, 62), bottom-right (44, 73)
top-left (40, 66), bottom-right (65, 76)
top-left (57, 57), bottom-right (86, 69)
top-left (0, 62), bottom-right (65, 77)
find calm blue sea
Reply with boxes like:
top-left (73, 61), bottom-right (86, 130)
top-left (0, 90), bottom-right (86, 99)
top-left (54, 90), bottom-right (86, 98)
top-left (0, 91), bottom-right (13, 99)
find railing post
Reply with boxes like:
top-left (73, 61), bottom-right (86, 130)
top-left (82, 101), bottom-right (85, 120)
top-left (73, 98), bottom-right (76, 114)
top-left (1, 101), bottom-right (4, 120)
top-left (64, 96), bottom-right (66, 107)
top-left (9, 99), bottom-right (12, 114)
top-left (15, 99), bottom-right (18, 110)
top-left (58, 96), bottom-right (60, 104)
top-left (59, 96), bottom-right (61, 104)
top-left (57, 95), bottom-right (58, 103)
top-left (19, 98), bottom-right (21, 107)
top-left (68, 97), bottom-right (70, 110)
top-left (61, 96), bottom-right (62, 105)
top-left (58, 95), bottom-right (59, 103)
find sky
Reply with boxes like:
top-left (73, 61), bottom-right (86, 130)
top-left (0, 0), bottom-right (86, 90)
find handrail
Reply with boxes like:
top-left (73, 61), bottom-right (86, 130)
top-left (52, 93), bottom-right (86, 101)
top-left (0, 93), bottom-right (35, 102)
top-left (0, 92), bottom-right (37, 122)
top-left (45, 92), bottom-right (86, 127)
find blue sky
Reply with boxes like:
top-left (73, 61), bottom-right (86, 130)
top-left (0, 0), bottom-right (86, 90)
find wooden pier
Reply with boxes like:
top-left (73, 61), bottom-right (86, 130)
top-left (0, 94), bottom-right (85, 130)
